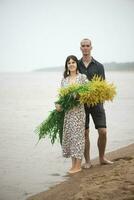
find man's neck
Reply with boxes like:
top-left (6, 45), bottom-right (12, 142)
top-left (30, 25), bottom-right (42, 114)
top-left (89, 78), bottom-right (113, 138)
top-left (82, 55), bottom-right (92, 67)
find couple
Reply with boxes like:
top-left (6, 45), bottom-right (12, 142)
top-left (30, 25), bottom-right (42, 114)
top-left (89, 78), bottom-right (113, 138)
top-left (55, 38), bottom-right (113, 174)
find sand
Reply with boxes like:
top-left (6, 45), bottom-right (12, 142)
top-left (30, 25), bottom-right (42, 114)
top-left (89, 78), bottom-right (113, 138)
top-left (27, 143), bottom-right (134, 200)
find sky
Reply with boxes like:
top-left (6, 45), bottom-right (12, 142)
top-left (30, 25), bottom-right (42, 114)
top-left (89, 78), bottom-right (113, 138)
top-left (0, 0), bottom-right (134, 72)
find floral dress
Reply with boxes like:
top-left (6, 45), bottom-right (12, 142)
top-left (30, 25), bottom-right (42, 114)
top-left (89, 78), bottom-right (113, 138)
top-left (61, 73), bottom-right (88, 159)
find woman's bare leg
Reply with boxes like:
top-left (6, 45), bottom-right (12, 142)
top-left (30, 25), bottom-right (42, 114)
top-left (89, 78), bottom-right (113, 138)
top-left (69, 158), bottom-right (82, 174)
top-left (69, 157), bottom-right (76, 171)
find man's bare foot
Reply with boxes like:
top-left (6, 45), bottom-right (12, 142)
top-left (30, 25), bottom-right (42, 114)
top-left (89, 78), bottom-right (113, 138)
top-left (82, 162), bottom-right (92, 169)
top-left (100, 158), bottom-right (114, 165)
top-left (68, 168), bottom-right (82, 174)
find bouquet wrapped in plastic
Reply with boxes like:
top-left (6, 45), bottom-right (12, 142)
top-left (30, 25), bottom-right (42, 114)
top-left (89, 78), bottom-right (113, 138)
top-left (35, 76), bottom-right (116, 144)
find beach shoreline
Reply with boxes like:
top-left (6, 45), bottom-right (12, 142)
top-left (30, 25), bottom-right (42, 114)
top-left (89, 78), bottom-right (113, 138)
top-left (27, 143), bottom-right (134, 200)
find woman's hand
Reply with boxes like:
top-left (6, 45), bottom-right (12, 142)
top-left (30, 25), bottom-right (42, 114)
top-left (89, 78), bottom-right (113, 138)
top-left (72, 93), bottom-right (80, 100)
top-left (55, 103), bottom-right (62, 112)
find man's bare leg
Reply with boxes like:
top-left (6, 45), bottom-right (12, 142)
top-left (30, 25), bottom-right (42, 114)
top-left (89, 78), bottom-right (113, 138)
top-left (82, 128), bottom-right (92, 168)
top-left (98, 128), bottom-right (113, 164)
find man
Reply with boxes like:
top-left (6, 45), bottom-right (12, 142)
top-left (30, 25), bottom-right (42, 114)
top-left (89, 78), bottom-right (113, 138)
top-left (78, 38), bottom-right (113, 168)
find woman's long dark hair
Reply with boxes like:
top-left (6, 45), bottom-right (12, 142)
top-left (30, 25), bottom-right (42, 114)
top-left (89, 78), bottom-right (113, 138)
top-left (63, 55), bottom-right (79, 78)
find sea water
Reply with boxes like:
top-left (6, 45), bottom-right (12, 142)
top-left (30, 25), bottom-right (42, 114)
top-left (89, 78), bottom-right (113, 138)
top-left (0, 71), bottom-right (134, 200)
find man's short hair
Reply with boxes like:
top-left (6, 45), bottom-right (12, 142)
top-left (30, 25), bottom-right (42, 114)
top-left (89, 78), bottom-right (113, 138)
top-left (80, 38), bottom-right (92, 46)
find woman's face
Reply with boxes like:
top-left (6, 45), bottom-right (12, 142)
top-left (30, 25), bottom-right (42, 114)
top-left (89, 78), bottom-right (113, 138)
top-left (67, 58), bottom-right (77, 73)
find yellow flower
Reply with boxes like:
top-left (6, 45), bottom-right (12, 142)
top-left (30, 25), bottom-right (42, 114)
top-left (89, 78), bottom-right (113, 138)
top-left (59, 83), bottom-right (80, 97)
top-left (58, 76), bottom-right (116, 105)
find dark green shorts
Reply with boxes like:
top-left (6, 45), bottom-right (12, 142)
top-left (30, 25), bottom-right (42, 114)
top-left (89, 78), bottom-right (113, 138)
top-left (84, 103), bottom-right (106, 129)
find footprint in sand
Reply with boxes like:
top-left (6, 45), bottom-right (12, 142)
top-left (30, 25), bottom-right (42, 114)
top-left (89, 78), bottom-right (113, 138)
top-left (113, 156), bottom-right (133, 162)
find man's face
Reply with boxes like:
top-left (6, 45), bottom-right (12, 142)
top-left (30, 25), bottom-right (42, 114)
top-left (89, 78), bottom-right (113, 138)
top-left (80, 40), bottom-right (92, 56)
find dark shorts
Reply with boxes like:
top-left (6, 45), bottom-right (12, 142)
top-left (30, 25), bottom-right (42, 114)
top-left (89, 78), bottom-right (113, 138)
top-left (84, 103), bottom-right (106, 129)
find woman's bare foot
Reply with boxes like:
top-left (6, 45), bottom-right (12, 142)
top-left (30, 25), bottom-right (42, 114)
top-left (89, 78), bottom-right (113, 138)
top-left (68, 168), bottom-right (82, 174)
top-left (68, 167), bottom-right (74, 172)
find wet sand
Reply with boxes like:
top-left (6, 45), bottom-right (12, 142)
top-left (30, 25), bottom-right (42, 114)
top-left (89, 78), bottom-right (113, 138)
top-left (27, 143), bottom-right (134, 200)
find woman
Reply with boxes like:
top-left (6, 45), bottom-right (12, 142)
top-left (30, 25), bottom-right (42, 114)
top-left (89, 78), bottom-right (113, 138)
top-left (55, 55), bottom-right (88, 174)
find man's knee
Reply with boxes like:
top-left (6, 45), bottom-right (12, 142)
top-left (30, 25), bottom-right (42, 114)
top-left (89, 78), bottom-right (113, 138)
top-left (98, 128), bottom-right (107, 136)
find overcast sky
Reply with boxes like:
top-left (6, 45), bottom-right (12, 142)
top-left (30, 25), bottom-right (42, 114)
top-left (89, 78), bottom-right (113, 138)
top-left (0, 0), bottom-right (134, 72)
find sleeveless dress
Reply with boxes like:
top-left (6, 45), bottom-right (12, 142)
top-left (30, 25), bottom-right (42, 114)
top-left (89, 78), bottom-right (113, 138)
top-left (61, 73), bottom-right (88, 159)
